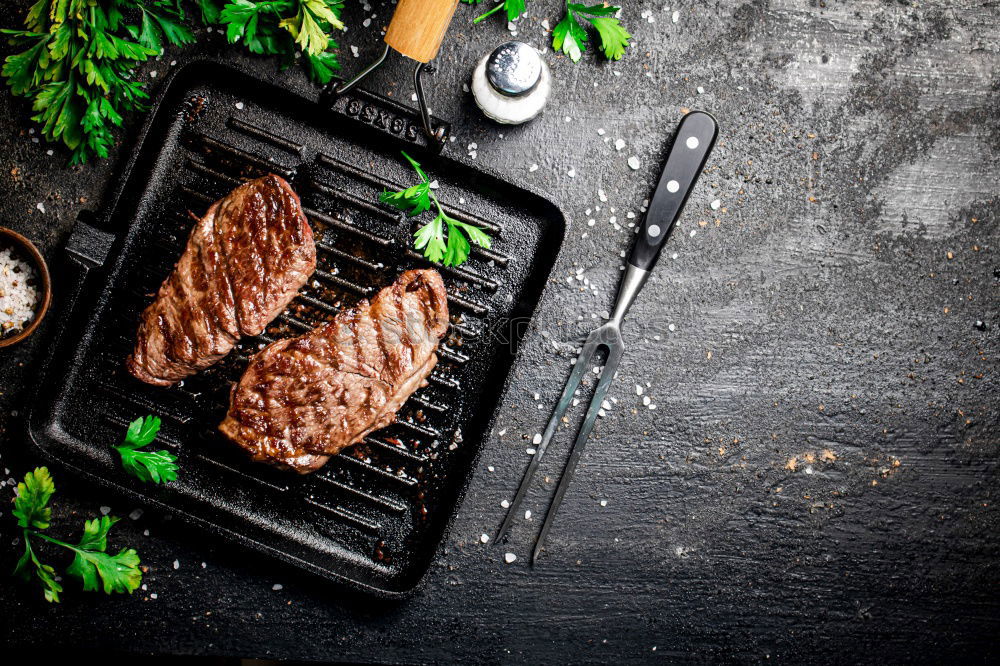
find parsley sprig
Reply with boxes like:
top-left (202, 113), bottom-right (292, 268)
top-left (462, 0), bottom-right (528, 24)
top-left (12, 467), bottom-right (143, 603)
top-left (0, 1), bottom-right (179, 164)
top-left (553, 3), bottom-right (631, 62)
top-left (380, 151), bottom-right (492, 268)
top-left (217, 0), bottom-right (345, 84)
top-left (114, 415), bottom-right (178, 484)
top-left (2, 1), bottom-right (346, 164)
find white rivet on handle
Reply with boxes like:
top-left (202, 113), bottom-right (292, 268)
top-left (647, 224), bottom-right (661, 237)
top-left (686, 136), bottom-right (699, 149)
top-left (666, 180), bottom-right (679, 193)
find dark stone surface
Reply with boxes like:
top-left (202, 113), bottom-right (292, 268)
top-left (1, 0), bottom-right (998, 662)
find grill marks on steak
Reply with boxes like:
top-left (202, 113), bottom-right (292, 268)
top-left (219, 269), bottom-right (450, 473)
top-left (127, 175), bottom-right (316, 386)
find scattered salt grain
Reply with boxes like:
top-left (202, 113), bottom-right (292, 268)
top-left (711, 199), bottom-right (721, 210)
top-left (532, 433), bottom-right (542, 445)
top-left (636, 385), bottom-right (643, 395)
top-left (614, 139), bottom-right (626, 151)
top-left (35, 202), bottom-right (45, 214)
top-left (498, 428), bottom-right (507, 436)
top-left (600, 500), bottom-right (608, 507)
top-left (526, 448), bottom-right (536, 455)
top-left (100, 506), bottom-right (111, 516)
top-left (172, 559), bottom-right (180, 570)
top-left (150, 593), bottom-right (158, 599)
top-left (597, 128), bottom-right (606, 136)
top-left (129, 508), bottom-right (143, 520)
top-left (480, 533), bottom-right (490, 544)
top-left (697, 86), bottom-right (705, 94)
top-left (642, 396), bottom-right (651, 406)
top-left (501, 499), bottom-right (510, 508)
top-left (234, 102), bottom-right (244, 110)
top-left (672, 10), bottom-right (680, 23)
top-left (272, 583), bottom-right (283, 591)
top-left (504, 552), bottom-right (517, 564)
top-left (567, 167), bottom-right (576, 178)
top-left (529, 164), bottom-right (539, 172)
top-left (627, 156), bottom-right (641, 170)
top-left (524, 510), bottom-right (532, 520)
top-left (487, 465), bottom-right (495, 472)
top-left (201, 562), bottom-right (207, 568)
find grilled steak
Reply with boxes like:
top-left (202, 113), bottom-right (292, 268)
top-left (127, 175), bottom-right (316, 386)
top-left (219, 269), bottom-right (449, 473)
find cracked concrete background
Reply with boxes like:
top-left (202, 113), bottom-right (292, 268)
top-left (1, 0), bottom-right (997, 663)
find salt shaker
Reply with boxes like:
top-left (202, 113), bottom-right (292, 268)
top-left (471, 41), bottom-right (551, 125)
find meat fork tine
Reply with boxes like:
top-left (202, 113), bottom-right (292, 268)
top-left (494, 332), bottom-right (602, 543)
top-left (532, 338), bottom-right (624, 564)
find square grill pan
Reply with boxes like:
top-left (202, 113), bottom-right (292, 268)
top-left (26, 60), bottom-right (565, 597)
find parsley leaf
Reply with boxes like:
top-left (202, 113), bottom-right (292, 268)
top-left (10, 467), bottom-right (143, 603)
top-left (12, 466), bottom-right (54, 531)
top-left (552, 10), bottom-right (589, 62)
top-left (379, 151), bottom-right (432, 217)
top-left (114, 415), bottom-right (179, 484)
top-left (198, 0), bottom-right (225, 24)
top-left (65, 517), bottom-right (143, 595)
top-left (414, 214), bottom-right (447, 264)
top-left (552, 3), bottom-right (631, 63)
top-left (588, 15), bottom-right (631, 60)
top-left (381, 152), bottom-right (491, 268)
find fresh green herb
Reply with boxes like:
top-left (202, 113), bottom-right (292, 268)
top-left (114, 415), bottom-right (178, 484)
top-left (462, 0), bottom-right (528, 24)
top-left (12, 467), bottom-right (143, 603)
top-left (0, 1), bottom-right (178, 164)
top-left (2, 0), bottom-right (347, 164)
top-left (380, 151), bottom-right (491, 268)
top-left (379, 152), bottom-right (433, 217)
top-left (553, 3), bottom-right (630, 62)
top-left (215, 0), bottom-right (345, 84)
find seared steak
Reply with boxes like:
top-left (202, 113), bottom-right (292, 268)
top-left (219, 269), bottom-right (449, 473)
top-left (127, 175), bottom-right (315, 386)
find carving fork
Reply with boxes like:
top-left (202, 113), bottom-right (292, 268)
top-left (495, 111), bottom-right (720, 563)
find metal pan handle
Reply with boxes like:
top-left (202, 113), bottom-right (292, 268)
top-left (629, 111), bottom-right (719, 273)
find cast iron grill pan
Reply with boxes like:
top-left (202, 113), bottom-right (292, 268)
top-left (27, 61), bottom-right (565, 596)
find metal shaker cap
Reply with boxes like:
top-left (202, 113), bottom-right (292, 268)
top-left (486, 41), bottom-right (542, 96)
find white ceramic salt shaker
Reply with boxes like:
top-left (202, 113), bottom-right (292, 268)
top-left (471, 41), bottom-right (551, 125)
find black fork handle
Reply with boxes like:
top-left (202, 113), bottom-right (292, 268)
top-left (629, 111), bottom-right (719, 272)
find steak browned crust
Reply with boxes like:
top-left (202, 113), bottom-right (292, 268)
top-left (218, 269), bottom-right (450, 473)
top-left (127, 175), bottom-right (315, 386)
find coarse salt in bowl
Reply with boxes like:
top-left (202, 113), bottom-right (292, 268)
top-left (0, 227), bottom-right (51, 347)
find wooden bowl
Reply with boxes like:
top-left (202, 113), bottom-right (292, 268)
top-left (0, 227), bottom-right (51, 348)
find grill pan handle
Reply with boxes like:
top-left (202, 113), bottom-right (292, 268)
top-left (61, 216), bottom-right (116, 327)
top-left (385, 0), bottom-right (460, 63)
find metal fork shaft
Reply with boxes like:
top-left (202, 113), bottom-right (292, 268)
top-left (494, 341), bottom-right (600, 543)
top-left (531, 343), bottom-right (623, 564)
